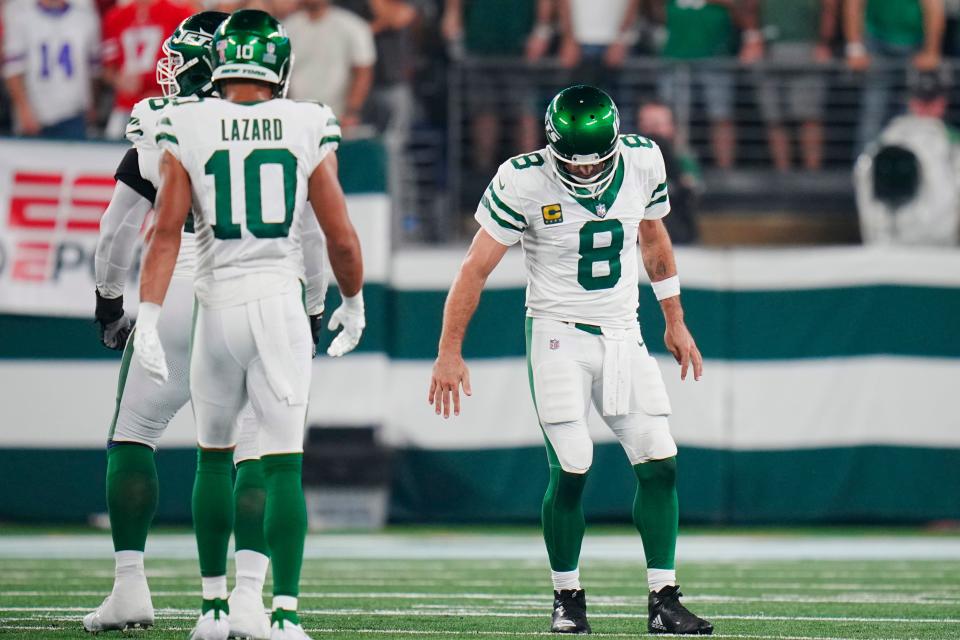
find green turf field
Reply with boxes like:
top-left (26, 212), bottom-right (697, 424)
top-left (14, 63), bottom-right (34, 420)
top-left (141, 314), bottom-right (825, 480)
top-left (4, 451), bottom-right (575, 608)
top-left (1, 531), bottom-right (959, 639)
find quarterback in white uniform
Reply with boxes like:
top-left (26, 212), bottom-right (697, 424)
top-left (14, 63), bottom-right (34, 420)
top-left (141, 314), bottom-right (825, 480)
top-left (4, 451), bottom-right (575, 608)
top-left (430, 86), bottom-right (712, 635)
top-left (86, 12), bottom-right (332, 640)
top-left (134, 11), bottom-right (364, 640)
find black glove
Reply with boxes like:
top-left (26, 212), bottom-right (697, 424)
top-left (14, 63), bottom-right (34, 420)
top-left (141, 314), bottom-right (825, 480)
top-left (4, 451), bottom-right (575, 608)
top-left (309, 313), bottom-right (323, 357)
top-left (95, 290), bottom-right (134, 351)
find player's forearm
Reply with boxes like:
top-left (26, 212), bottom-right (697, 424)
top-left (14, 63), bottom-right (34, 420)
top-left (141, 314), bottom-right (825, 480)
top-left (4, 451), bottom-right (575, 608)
top-left (327, 232), bottom-right (364, 298)
top-left (920, 0), bottom-right (945, 55)
top-left (438, 265), bottom-right (486, 356)
top-left (139, 227), bottom-right (180, 305)
top-left (639, 221), bottom-right (684, 324)
top-left (820, 0), bottom-right (840, 43)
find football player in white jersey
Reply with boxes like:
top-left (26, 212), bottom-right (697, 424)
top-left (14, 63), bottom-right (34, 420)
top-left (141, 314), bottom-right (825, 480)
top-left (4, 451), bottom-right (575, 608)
top-left (86, 13), bottom-right (333, 639)
top-left (429, 85), bottom-right (712, 636)
top-left (134, 10), bottom-right (364, 640)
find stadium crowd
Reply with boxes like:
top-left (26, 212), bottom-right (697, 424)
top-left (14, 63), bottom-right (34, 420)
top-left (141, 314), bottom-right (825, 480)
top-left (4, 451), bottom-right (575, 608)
top-left (1, 0), bottom-right (959, 244)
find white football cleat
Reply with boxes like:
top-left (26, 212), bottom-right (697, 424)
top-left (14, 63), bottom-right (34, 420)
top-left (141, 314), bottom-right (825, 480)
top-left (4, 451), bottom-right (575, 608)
top-left (270, 621), bottom-right (313, 640)
top-left (228, 586), bottom-right (270, 639)
top-left (270, 611), bottom-right (312, 640)
top-left (189, 606), bottom-right (231, 640)
top-left (82, 576), bottom-right (154, 632)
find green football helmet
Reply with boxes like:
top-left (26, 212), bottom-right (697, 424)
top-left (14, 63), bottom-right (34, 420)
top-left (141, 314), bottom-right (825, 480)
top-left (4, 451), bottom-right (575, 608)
top-left (156, 11), bottom-right (229, 98)
top-left (209, 10), bottom-right (293, 98)
top-left (545, 85), bottom-right (621, 198)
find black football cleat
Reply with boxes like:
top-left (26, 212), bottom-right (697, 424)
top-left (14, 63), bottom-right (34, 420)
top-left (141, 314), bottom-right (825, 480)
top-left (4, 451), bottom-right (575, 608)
top-left (551, 589), bottom-right (591, 634)
top-left (648, 585), bottom-right (713, 635)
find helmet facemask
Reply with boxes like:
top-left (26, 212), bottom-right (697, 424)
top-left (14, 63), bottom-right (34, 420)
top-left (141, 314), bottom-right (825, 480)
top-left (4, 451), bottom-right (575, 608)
top-left (548, 142), bottom-right (621, 199)
top-left (156, 39), bottom-right (185, 97)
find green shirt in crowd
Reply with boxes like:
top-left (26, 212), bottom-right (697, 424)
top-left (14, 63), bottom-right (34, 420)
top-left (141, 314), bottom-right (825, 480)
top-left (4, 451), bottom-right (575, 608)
top-left (866, 0), bottom-right (924, 48)
top-left (662, 0), bottom-right (735, 60)
top-left (464, 0), bottom-right (536, 56)
top-left (761, 0), bottom-right (821, 44)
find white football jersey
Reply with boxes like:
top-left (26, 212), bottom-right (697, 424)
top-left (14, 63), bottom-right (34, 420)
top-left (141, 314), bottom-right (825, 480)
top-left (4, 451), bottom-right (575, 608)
top-left (475, 136), bottom-right (670, 328)
top-left (126, 96), bottom-right (198, 278)
top-left (1, 0), bottom-right (100, 127)
top-left (156, 97), bottom-right (340, 308)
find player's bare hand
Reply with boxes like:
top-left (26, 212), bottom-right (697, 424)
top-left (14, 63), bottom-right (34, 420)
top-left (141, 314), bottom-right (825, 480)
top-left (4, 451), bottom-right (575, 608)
top-left (525, 32), bottom-right (550, 62)
top-left (604, 42), bottom-right (629, 68)
top-left (813, 43), bottom-right (832, 64)
top-left (559, 38), bottom-right (581, 69)
top-left (847, 51), bottom-right (870, 72)
top-left (429, 352), bottom-right (472, 418)
top-left (664, 320), bottom-right (702, 382)
top-left (738, 39), bottom-right (764, 65)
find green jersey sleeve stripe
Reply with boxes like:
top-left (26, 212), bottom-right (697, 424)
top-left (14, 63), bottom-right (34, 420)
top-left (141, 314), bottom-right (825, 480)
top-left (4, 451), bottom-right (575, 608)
top-left (647, 194), bottom-right (668, 208)
top-left (487, 184), bottom-right (525, 225)
top-left (127, 129), bottom-right (144, 137)
top-left (319, 135), bottom-right (341, 146)
top-left (650, 182), bottom-right (667, 198)
top-left (482, 196), bottom-right (523, 232)
top-left (155, 132), bottom-right (179, 145)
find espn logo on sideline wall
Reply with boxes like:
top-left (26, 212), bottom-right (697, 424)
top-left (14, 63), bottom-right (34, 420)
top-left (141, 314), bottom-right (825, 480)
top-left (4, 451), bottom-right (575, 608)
top-left (6, 171), bottom-right (114, 281)
top-left (0, 139), bottom-right (129, 317)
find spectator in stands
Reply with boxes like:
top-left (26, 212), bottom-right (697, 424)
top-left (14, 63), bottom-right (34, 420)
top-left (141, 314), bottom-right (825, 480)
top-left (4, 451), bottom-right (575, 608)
top-left (744, 0), bottom-right (839, 172)
top-left (845, 0), bottom-right (946, 153)
top-left (655, 0), bottom-right (756, 170)
top-left (556, 0), bottom-right (642, 71)
top-left (101, 0), bottom-right (194, 138)
top-left (854, 70), bottom-right (960, 246)
top-left (2, 0), bottom-right (100, 139)
top-left (285, 0), bottom-right (377, 132)
top-left (366, 0), bottom-right (418, 143)
top-left (441, 0), bottom-right (551, 173)
top-left (638, 100), bottom-right (701, 244)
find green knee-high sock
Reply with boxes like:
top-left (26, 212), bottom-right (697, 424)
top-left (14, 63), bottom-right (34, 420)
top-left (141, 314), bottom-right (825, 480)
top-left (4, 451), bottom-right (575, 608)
top-left (541, 465), bottom-right (588, 572)
top-left (192, 449), bottom-right (235, 578)
top-left (263, 453), bottom-right (307, 599)
top-left (632, 457), bottom-right (679, 570)
top-left (234, 459), bottom-right (269, 555)
top-left (106, 443), bottom-right (159, 552)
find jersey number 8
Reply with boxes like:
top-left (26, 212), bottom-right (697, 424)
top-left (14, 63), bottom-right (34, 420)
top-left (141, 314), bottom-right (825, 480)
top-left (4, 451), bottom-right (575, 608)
top-left (204, 148), bottom-right (297, 239)
top-left (577, 219), bottom-right (623, 290)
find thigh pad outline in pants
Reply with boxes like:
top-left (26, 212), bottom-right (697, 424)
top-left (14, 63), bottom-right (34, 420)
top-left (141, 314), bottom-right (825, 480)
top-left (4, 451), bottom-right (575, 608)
top-left (233, 402), bottom-right (261, 464)
top-left (111, 276), bottom-right (194, 448)
top-left (530, 320), bottom-right (596, 474)
top-left (595, 344), bottom-right (677, 465)
top-left (190, 304), bottom-right (254, 450)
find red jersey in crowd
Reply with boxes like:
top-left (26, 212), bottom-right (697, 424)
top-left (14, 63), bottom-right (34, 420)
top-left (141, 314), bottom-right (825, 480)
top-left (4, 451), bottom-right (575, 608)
top-left (101, 0), bottom-right (194, 110)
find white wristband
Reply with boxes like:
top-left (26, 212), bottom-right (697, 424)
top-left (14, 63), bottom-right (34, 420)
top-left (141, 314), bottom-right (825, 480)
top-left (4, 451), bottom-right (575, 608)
top-left (846, 41), bottom-right (867, 58)
top-left (137, 302), bottom-right (162, 332)
top-left (651, 275), bottom-right (680, 301)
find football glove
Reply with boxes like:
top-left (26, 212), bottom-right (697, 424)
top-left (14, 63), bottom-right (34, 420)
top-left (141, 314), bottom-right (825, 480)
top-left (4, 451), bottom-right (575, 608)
top-left (133, 303), bottom-right (168, 385)
top-left (309, 313), bottom-right (323, 357)
top-left (326, 292), bottom-right (365, 358)
top-left (95, 290), bottom-right (134, 351)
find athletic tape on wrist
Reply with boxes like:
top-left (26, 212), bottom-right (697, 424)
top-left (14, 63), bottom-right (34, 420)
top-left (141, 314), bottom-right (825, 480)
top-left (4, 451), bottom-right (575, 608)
top-left (651, 275), bottom-right (680, 301)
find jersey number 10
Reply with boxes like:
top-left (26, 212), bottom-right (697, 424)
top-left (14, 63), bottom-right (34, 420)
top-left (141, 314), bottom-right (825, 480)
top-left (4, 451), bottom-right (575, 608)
top-left (204, 148), bottom-right (297, 239)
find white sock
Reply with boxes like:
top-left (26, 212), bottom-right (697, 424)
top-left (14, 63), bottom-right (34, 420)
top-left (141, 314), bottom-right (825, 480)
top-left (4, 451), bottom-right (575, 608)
top-left (551, 568), bottom-right (581, 591)
top-left (272, 595), bottom-right (297, 612)
top-left (202, 575), bottom-right (229, 601)
top-left (114, 550), bottom-right (145, 579)
top-left (647, 568), bottom-right (676, 592)
top-left (234, 550), bottom-right (269, 594)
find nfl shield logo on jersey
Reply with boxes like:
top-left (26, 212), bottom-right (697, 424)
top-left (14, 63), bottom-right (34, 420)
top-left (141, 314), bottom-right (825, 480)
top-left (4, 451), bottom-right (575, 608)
top-left (549, 339), bottom-right (560, 350)
top-left (595, 203), bottom-right (607, 218)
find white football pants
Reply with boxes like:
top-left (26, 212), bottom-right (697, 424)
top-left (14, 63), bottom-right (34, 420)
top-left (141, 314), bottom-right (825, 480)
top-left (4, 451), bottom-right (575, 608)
top-left (190, 288), bottom-right (312, 457)
top-left (109, 275), bottom-right (261, 463)
top-left (526, 317), bottom-right (678, 474)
